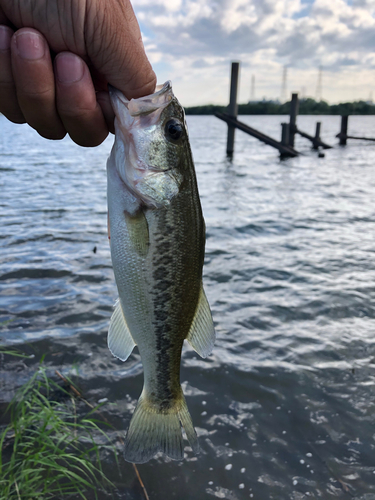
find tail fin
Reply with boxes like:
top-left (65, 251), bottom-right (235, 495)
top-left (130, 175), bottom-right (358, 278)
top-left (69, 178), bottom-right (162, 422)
top-left (124, 390), bottom-right (199, 464)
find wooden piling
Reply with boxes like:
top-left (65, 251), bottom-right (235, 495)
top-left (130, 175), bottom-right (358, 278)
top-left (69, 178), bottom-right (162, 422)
top-left (281, 123), bottom-right (289, 147)
top-left (313, 122), bottom-right (321, 150)
top-left (336, 114), bottom-right (375, 142)
top-left (339, 115), bottom-right (348, 145)
top-left (226, 62), bottom-right (240, 155)
top-left (289, 93), bottom-right (299, 148)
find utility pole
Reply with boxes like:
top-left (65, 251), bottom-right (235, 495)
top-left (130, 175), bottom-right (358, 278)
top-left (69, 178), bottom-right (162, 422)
top-left (315, 66), bottom-right (322, 101)
top-left (250, 74), bottom-right (255, 101)
top-left (281, 65), bottom-right (287, 103)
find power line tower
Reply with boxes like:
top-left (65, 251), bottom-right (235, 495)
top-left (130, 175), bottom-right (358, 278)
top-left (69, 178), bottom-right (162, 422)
top-left (315, 66), bottom-right (322, 101)
top-left (281, 65), bottom-right (287, 103)
top-left (250, 74), bottom-right (255, 101)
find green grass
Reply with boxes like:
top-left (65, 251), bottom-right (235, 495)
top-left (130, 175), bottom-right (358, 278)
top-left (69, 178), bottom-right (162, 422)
top-left (0, 352), bottom-right (116, 500)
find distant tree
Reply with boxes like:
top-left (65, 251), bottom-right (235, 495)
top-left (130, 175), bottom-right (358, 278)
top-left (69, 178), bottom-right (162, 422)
top-left (184, 99), bottom-right (375, 115)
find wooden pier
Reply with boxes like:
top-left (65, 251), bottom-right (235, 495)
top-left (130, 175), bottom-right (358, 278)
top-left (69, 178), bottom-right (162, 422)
top-left (218, 62), bottom-right (374, 156)
top-left (336, 115), bottom-right (375, 144)
top-left (217, 62), bottom-right (334, 157)
top-left (289, 92), bottom-right (332, 149)
top-left (217, 62), bottom-right (300, 157)
top-left (296, 124), bottom-right (332, 149)
top-left (216, 111), bottom-right (299, 157)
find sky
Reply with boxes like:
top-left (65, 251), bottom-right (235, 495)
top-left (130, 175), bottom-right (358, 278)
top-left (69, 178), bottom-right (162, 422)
top-left (132, 0), bottom-right (375, 106)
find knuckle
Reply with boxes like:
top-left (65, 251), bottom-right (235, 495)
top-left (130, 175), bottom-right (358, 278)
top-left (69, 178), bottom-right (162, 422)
top-left (59, 107), bottom-right (92, 120)
top-left (57, 93), bottom-right (97, 118)
top-left (17, 86), bottom-right (54, 102)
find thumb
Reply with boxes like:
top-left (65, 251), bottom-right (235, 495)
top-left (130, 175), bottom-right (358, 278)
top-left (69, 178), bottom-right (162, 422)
top-left (85, 0), bottom-right (156, 99)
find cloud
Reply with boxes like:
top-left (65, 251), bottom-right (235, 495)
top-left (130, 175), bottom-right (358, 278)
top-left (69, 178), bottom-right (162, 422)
top-left (132, 0), bottom-right (375, 104)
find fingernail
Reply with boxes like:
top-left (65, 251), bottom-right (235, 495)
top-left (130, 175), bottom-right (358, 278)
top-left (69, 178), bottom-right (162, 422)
top-left (56, 53), bottom-right (84, 83)
top-left (0, 26), bottom-right (12, 51)
top-left (15, 31), bottom-right (45, 60)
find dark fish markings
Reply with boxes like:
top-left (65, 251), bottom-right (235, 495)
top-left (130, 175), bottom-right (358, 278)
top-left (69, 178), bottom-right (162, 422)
top-left (151, 209), bottom-right (182, 409)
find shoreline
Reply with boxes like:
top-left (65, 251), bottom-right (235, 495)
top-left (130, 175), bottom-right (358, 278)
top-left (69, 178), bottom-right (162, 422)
top-left (184, 99), bottom-right (375, 115)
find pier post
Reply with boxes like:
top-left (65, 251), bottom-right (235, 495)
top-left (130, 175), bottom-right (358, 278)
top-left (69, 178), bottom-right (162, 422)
top-left (313, 122), bottom-right (321, 150)
top-left (339, 115), bottom-right (348, 145)
top-left (289, 93), bottom-right (299, 148)
top-left (281, 123), bottom-right (290, 147)
top-left (226, 62), bottom-right (240, 155)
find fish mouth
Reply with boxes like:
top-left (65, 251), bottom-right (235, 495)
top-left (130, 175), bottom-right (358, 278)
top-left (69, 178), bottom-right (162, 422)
top-left (109, 81), bottom-right (173, 118)
top-left (108, 81), bottom-right (171, 102)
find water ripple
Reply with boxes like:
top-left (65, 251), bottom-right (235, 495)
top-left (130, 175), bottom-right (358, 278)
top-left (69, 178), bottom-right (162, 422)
top-left (2, 115), bottom-right (375, 498)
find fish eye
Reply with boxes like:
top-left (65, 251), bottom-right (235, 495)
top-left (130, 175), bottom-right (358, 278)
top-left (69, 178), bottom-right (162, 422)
top-left (164, 119), bottom-right (183, 142)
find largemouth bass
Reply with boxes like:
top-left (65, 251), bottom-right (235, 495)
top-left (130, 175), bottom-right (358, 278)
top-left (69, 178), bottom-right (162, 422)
top-left (107, 81), bottom-right (215, 464)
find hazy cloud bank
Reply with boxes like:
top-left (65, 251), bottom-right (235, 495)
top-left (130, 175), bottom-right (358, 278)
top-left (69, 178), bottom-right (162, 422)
top-left (132, 0), bottom-right (375, 104)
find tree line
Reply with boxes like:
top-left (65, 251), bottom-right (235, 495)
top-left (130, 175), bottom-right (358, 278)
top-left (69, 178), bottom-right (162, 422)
top-left (185, 98), bottom-right (375, 115)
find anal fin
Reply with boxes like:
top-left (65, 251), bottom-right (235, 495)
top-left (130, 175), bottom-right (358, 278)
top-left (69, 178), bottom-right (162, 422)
top-left (108, 299), bottom-right (136, 361)
top-left (186, 285), bottom-right (215, 358)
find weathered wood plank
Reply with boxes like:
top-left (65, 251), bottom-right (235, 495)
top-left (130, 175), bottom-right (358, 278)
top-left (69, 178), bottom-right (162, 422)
top-left (296, 128), bottom-right (332, 149)
top-left (216, 112), bottom-right (300, 157)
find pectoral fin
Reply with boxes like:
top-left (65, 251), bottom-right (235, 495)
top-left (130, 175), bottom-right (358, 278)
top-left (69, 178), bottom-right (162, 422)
top-left (108, 299), bottom-right (136, 361)
top-left (186, 285), bottom-right (215, 358)
top-left (124, 208), bottom-right (149, 258)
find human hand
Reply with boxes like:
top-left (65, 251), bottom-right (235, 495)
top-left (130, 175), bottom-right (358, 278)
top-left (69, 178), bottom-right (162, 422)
top-left (0, 0), bottom-right (156, 146)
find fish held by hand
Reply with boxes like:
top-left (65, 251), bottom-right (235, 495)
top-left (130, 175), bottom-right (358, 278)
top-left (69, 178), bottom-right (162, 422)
top-left (106, 81), bottom-right (215, 464)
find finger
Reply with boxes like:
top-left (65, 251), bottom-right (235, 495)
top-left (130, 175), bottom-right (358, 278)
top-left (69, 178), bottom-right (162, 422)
top-left (55, 52), bottom-right (109, 147)
top-left (0, 25), bottom-right (24, 123)
top-left (0, 7), bottom-right (16, 30)
top-left (11, 28), bottom-right (66, 139)
top-left (85, 0), bottom-right (156, 99)
top-left (0, 7), bottom-right (9, 26)
top-left (96, 91), bottom-right (115, 135)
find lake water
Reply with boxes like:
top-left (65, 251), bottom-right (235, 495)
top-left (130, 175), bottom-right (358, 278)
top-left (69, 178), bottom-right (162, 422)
top-left (1, 113), bottom-right (375, 499)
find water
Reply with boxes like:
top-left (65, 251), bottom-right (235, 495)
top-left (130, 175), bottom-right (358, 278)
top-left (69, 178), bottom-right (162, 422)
top-left (1, 114), bottom-right (375, 499)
